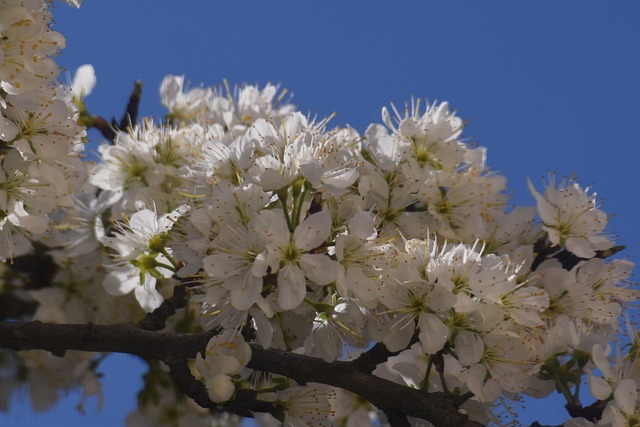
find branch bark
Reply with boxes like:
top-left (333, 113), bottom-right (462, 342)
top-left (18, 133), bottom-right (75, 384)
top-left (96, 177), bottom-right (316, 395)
top-left (248, 346), bottom-right (482, 427)
top-left (0, 321), bottom-right (483, 427)
top-left (118, 80), bottom-right (142, 131)
top-left (137, 282), bottom-right (188, 331)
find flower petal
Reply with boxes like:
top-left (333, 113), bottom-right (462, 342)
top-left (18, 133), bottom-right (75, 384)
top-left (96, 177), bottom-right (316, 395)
top-left (293, 211), bottom-right (332, 251)
top-left (277, 264), bottom-right (306, 310)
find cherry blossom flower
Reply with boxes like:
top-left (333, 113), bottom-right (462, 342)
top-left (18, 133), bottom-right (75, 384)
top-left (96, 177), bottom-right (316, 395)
top-left (262, 210), bottom-right (337, 311)
top-left (196, 331), bottom-right (252, 403)
top-left (202, 212), bottom-right (271, 311)
top-left (160, 75), bottom-right (213, 121)
top-left (529, 177), bottom-right (614, 259)
top-left (103, 207), bottom-right (184, 311)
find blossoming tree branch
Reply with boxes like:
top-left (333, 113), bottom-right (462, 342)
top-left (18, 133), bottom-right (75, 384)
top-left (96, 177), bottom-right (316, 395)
top-left (1, 1), bottom-right (638, 427)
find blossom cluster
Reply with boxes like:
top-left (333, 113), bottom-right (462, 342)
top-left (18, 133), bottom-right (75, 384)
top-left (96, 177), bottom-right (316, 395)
top-left (0, 0), bottom-right (102, 415)
top-left (0, 0), bottom-right (88, 261)
top-left (1, 2), bottom-right (639, 427)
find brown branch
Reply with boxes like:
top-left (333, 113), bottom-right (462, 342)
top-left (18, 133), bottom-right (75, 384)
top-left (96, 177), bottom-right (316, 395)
top-left (248, 346), bottom-right (484, 427)
top-left (531, 238), bottom-right (626, 272)
top-left (165, 357), bottom-right (213, 409)
top-left (566, 400), bottom-right (607, 422)
top-left (0, 321), bottom-right (212, 360)
top-left (92, 116), bottom-right (117, 143)
top-left (119, 81), bottom-right (142, 131)
top-left (385, 409), bottom-right (411, 427)
top-left (352, 342), bottom-right (401, 373)
top-left (0, 321), bottom-right (485, 427)
top-left (353, 333), bottom-right (420, 374)
top-left (137, 283), bottom-right (188, 331)
top-left (222, 390), bottom-right (280, 418)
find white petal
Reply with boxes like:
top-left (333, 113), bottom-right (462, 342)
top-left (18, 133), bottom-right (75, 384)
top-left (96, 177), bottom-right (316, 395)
top-left (614, 379), bottom-right (637, 415)
top-left (565, 236), bottom-right (596, 259)
top-left (455, 330), bottom-right (484, 366)
top-left (160, 75), bottom-right (184, 107)
top-left (340, 266), bottom-right (378, 303)
top-left (130, 209), bottom-right (160, 237)
top-left (252, 250), bottom-right (270, 277)
top-left (203, 253), bottom-right (246, 280)
top-left (277, 264), bottom-right (306, 310)
top-left (510, 308), bottom-right (545, 327)
top-left (259, 169), bottom-right (289, 191)
top-left (591, 344), bottom-right (613, 380)
top-left (418, 313), bottom-right (449, 354)
top-left (0, 116), bottom-right (19, 141)
top-left (71, 64), bottom-right (96, 98)
top-left (383, 317), bottom-right (415, 352)
top-left (589, 375), bottom-right (612, 401)
top-left (205, 374), bottom-right (235, 403)
top-left (300, 254), bottom-right (337, 285)
top-left (466, 364), bottom-right (488, 401)
top-left (321, 166), bottom-right (359, 190)
top-left (229, 273), bottom-right (262, 311)
top-left (399, 118), bottom-right (418, 137)
top-left (104, 267), bottom-right (138, 296)
top-left (300, 161), bottom-right (324, 186)
top-left (250, 307), bottom-right (274, 349)
top-left (63, 0), bottom-right (83, 8)
top-left (348, 211), bottom-right (376, 240)
top-left (293, 211), bottom-right (331, 251)
top-left (134, 278), bottom-right (163, 312)
top-left (528, 179), bottom-right (557, 226)
top-left (427, 284), bottom-right (457, 313)
top-left (212, 355), bottom-right (243, 376)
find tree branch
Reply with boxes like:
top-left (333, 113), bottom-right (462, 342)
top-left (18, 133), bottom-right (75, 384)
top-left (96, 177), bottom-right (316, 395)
top-left (137, 283), bottom-right (188, 331)
top-left (0, 321), bottom-right (484, 427)
top-left (222, 390), bottom-right (280, 418)
top-left (165, 356), bottom-right (213, 409)
top-left (0, 321), bottom-right (211, 360)
top-left (352, 342), bottom-right (401, 373)
top-left (385, 409), bottom-right (411, 427)
top-left (531, 238), bottom-right (626, 272)
top-left (248, 346), bottom-right (483, 427)
top-left (119, 80), bottom-right (142, 131)
top-left (91, 116), bottom-right (117, 143)
top-left (566, 400), bottom-right (607, 422)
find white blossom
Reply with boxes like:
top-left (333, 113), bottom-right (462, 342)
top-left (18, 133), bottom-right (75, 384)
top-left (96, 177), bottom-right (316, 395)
top-left (529, 177), bottom-right (614, 258)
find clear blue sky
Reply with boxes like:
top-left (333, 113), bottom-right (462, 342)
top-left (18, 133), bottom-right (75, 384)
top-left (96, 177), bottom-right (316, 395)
top-left (4, 1), bottom-right (640, 425)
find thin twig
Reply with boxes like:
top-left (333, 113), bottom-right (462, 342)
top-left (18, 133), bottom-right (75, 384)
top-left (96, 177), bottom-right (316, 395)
top-left (92, 116), bottom-right (117, 143)
top-left (119, 80), bottom-right (143, 131)
top-left (166, 356), bottom-right (213, 409)
top-left (137, 283), bottom-right (188, 331)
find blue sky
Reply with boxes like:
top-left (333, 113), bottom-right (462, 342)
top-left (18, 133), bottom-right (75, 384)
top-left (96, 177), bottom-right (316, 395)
top-left (3, 1), bottom-right (640, 425)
